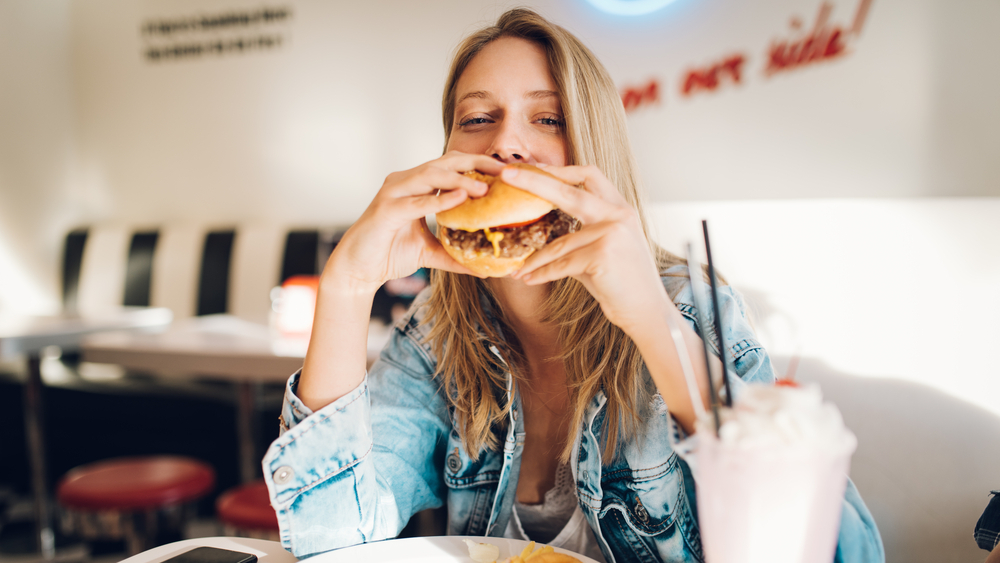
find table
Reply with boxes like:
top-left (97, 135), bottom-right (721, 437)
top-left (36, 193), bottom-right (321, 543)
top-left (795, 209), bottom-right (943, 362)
top-left (0, 307), bottom-right (173, 560)
top-left (121, 537), bottom-right (296, 563)
top-left (80, 315), bottom-right (306, 485)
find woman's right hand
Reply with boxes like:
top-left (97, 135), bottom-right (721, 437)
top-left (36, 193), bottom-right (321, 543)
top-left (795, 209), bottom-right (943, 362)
top-left (324, 151), bottom-right (504, 295)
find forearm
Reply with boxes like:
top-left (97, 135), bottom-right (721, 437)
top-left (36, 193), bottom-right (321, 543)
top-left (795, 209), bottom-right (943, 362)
top-left (629, 293), bottom-right (716, 434)
top-left (298, 257), bottom-right (377, 413)
top-left (988, 543), bottom-right (1000, 563)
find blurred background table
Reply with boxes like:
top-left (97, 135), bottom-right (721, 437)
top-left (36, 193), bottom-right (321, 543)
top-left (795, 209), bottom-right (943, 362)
top-left (80, 315), bottom-right (305, 485)
top-left (0, 307), bottom-right (173, 559)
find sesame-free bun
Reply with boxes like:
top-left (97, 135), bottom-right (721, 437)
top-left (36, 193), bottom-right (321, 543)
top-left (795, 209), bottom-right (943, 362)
top-left (438, 234), bottom-right (532, 278)
top-left (435, 163), bottom-right (556, 231)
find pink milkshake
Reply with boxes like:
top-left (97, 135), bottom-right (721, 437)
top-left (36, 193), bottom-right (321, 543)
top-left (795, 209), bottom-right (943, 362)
top-left (695, 383), bottom-right (857, 563)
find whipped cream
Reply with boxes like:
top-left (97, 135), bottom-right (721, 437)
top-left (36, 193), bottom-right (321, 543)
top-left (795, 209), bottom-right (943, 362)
top-left (700, 383), bottom-right (856, 453)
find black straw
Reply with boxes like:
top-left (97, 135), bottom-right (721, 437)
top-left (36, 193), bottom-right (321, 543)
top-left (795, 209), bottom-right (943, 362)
top-left (702, 220), bottom-right (733, 408)
top-left (686, 243), bottom-right (721, 436)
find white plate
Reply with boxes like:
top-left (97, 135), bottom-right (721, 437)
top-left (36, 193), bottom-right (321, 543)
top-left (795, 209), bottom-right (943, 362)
top-left (311, 536), bottom-right (601, 563)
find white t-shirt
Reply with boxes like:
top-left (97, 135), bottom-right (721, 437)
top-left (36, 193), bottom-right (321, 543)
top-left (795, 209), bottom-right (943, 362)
top-left (503, 463), bottom-right (606, 563)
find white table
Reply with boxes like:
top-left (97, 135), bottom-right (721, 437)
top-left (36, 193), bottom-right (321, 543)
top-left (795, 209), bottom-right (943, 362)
top-left (81, 315), bottom-right (306, 484)
top-left (0, 307), bottom-right (173, 560)
top-left (121, 537), bottom-right (296, 563)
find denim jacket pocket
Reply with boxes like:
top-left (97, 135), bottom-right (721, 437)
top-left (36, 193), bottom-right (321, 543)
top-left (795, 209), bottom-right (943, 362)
top-left (594, 395), bottom-right (705, 563)
top-left (442, 430), bottom-right (503, 489)
top-left (598, 454), bottom-right (704, 563)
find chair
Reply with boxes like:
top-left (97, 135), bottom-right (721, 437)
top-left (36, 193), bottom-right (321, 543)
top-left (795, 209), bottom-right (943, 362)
top-left (215, 480), bottom-right (278, 540)
top-left (56, 456), bottom-right (215, 555)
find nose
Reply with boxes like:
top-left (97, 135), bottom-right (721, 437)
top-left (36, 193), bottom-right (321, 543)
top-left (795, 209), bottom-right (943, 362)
top-left (487, 120), bottom-right (532, 165)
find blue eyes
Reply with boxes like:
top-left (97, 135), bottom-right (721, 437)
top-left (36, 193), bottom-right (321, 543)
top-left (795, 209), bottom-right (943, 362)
top-left (457, 117), bottom-right (564, 128)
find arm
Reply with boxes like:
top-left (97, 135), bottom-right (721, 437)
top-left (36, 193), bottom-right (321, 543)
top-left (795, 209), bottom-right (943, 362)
top-left (263, 152), bottom-right (502, 557)
top-left (264, 306), bottom-right (450, 558)
top-left (296, 152), bottom-right (501, 412)
top-left (502, 164), bottom-right (731, 433)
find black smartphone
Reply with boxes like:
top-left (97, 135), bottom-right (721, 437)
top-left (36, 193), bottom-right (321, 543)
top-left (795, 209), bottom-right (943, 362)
top-left (159, 547), bottom-right (258, 563)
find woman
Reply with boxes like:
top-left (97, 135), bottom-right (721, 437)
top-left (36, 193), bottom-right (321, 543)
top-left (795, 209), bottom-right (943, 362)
top-left (263, 9), bottom-right (883, 562)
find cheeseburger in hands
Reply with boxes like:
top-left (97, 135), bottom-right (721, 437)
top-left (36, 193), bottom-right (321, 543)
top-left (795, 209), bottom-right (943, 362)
top-left (436, 163), bottom-right (580, 277)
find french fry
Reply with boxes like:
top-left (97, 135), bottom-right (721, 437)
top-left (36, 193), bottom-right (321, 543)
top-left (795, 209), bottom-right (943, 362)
top-left (519, 542), bottom-right (536, 560)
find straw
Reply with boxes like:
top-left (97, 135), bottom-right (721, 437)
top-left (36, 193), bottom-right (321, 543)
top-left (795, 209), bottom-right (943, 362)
top-left (685, 243), bottom-right (721, 436)
top-left (702, 220), bottom-right (733, 407)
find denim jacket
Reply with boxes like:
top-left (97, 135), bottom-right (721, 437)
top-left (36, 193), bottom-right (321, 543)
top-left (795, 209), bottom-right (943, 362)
top-left (263, 266), bottom-right (885, 562)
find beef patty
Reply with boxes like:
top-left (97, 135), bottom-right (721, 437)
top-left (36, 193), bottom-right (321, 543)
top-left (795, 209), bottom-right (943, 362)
top-left (441, 209), bottom-right (579, 259)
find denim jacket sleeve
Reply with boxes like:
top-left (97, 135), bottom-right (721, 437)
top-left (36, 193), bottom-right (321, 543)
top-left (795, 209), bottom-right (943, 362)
top-left (262, 295), bottom-right (450, 558)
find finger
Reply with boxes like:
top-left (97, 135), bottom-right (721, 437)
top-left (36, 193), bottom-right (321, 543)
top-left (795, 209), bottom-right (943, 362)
top-left (391, 166), bottom-right (489, 198)
top-left (420, 243), bottom-right (483, 277)
top-left (499, 165), bottom-right (621, 225)
top-left (533, 164), bottom-right (625, 203)
top-left (398, 188), bottom-right (470, 219)
top-left (440, 151), bottom-right (506, 176)
top-left (514, 225), bottom-right (609, 277)
top-left (516, 242), bottom-right (606, 286)
top-left (417, 218), bottom-right (485, 277)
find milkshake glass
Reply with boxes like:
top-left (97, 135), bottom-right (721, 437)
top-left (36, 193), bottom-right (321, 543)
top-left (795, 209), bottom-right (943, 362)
top-left (695, 383), bottom-right (857, 563)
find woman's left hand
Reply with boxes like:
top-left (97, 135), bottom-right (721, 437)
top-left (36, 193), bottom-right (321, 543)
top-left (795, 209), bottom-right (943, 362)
top-left (503, 164), bottom-right (669, 335)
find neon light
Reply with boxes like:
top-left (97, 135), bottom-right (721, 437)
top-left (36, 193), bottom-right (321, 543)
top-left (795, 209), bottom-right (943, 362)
top-left (582, 0), bottom-right (680, 16)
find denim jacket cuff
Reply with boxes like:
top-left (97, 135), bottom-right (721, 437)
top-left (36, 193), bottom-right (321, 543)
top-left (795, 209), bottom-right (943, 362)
top-left (280, 369), bottom-right (311, 432)
top-left (264, 372), bottom-right (372, 508)
top-left (280, 369), bottom-right (370, 433)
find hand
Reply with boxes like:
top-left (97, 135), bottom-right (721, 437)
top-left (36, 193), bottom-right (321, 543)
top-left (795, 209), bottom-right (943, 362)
top-left (325, 151), bottom-right (504, 295)
top-left (504, 164), bottom-right (669, 334)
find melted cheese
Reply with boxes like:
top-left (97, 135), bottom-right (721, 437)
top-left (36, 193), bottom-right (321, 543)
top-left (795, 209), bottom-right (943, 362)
top-left (483, 227), bottom-right (504, 257)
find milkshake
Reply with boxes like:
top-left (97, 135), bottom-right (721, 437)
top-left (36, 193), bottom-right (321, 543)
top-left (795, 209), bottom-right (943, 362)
top-left (695, 382), bottom-right (857, 563)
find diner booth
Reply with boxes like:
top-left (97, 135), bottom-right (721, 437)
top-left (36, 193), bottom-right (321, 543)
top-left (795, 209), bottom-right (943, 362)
top-left (1, 0), bottom-right (998, 562)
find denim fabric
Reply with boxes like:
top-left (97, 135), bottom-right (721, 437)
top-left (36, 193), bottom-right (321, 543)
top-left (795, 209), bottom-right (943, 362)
top-left (263, 266), bottom-right (884, 562)
top-left (976, 491), bottom-right (1000, 551)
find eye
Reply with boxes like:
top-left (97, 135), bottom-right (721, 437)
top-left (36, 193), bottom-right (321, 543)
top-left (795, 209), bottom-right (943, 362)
top-left (536, 116), bottom-right (565, 128)
top-left (458, 116), bottom-right (492, 127)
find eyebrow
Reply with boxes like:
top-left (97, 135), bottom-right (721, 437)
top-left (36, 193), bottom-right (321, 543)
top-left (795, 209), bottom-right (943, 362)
top-left (455, 89), bottom-right (560, 105)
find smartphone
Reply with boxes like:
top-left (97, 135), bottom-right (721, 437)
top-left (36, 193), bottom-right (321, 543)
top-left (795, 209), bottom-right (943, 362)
top-left (159, 547), bottom-right (258, 563)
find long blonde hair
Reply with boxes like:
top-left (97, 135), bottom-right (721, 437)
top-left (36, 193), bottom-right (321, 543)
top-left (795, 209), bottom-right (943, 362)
top-left (427, 8), bottom-right (684, 463)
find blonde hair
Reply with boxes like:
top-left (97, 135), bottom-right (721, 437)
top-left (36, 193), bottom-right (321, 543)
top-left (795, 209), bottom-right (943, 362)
top-left (427, 8), bottom-right (685, 463)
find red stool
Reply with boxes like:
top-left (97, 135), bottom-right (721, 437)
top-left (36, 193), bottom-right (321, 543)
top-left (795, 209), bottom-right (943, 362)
top-left (57, 456), bottom-right (215, 555)
top-left (216, 480), bottom-right (279, 540)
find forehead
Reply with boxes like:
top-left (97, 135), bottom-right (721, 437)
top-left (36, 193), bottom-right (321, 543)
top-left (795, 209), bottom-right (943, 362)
top-left (454, 36), bottom-right (558, 101)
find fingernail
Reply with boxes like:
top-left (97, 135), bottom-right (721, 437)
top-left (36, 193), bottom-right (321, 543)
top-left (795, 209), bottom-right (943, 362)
top-left (536, 162), bottom-right (549, 168)
top-left (510, 269), bottom-right (520, 278)
top-left (502, 167), bottom-right (518, 180)
top-left (476, 181), bottom-right (488, 190)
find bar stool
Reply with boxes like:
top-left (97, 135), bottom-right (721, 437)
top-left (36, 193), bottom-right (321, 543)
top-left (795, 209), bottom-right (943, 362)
top-left (56, 456), bottom-right (215, 555)
top-left (216, 480), bottom-right (279, 540)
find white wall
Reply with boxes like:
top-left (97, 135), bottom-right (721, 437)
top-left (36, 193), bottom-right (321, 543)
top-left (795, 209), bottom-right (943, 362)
top-left (0, 0), bottom-right (79, 313)
top-left (67, 0), bottom-right (1000, 231)
top-left (3, 0), bottom-right (998, 313)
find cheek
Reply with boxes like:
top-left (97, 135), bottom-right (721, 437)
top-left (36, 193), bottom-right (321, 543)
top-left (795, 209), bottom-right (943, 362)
top-left (539, 136), bottom-right (570, 167)
top-left (446, 131), bottom-right (489, 155)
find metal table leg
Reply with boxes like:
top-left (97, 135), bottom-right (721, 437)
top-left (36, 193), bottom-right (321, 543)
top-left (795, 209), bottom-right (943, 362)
top-left (24, 353), bottom-right (55, 560)
top-left (236, 381), bottom-right (260, 484)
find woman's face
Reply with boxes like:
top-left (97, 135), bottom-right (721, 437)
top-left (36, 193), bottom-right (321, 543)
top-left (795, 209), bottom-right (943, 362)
top-left (446, 37), bottom-right (569, 167)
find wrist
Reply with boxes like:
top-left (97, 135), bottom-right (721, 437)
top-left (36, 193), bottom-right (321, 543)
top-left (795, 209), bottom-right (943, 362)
top-left (620, 291), bottom-right (675, 348)
top-left (319, 246), bottom-right (382, 299)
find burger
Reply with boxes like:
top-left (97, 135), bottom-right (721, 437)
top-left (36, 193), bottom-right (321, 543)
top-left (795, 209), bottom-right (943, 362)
top-left (435, 163), bottom-right (579, 277)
